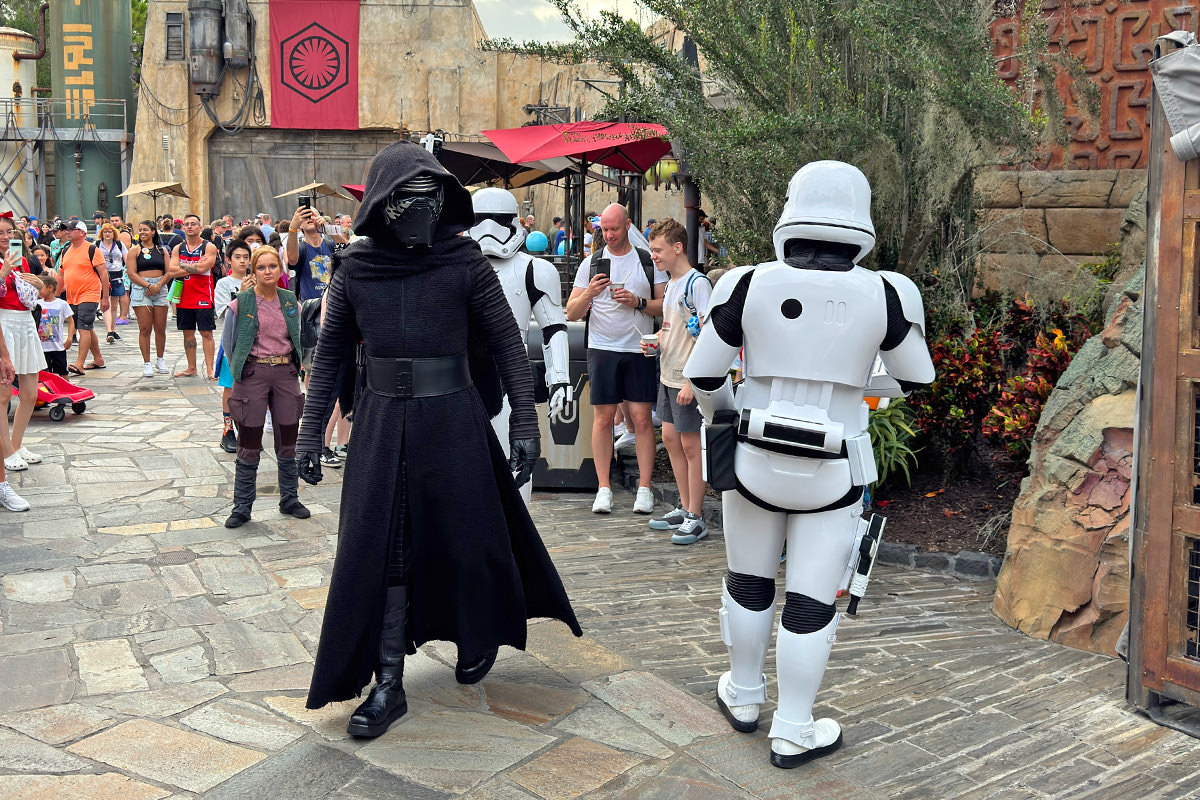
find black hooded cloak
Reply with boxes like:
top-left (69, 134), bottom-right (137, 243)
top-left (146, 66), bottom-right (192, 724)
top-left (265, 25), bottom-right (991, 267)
top-left (301, 141), bottom-right (581, 709)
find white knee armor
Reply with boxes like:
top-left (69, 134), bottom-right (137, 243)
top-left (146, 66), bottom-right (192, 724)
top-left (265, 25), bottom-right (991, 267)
top-left (683, 161), bottom-right (935, 768)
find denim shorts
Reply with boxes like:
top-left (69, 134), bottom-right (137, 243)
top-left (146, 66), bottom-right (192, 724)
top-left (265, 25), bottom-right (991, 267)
top-left (130, 276), bottom-right (169, 307)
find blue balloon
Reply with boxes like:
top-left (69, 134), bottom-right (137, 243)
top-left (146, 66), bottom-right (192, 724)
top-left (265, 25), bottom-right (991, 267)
top-left (526, 231), bottom-right (548, 253)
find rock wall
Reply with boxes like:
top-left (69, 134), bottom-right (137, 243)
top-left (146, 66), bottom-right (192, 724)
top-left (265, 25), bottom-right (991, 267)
top-left (974, 169), bottom-right (1145, 300)
top-left (992, 265), bottom-right (1144, 656)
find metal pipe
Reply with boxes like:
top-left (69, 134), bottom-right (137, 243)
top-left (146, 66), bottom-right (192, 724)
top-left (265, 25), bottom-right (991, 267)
top-left (14, 3), bottom-right (49, 62)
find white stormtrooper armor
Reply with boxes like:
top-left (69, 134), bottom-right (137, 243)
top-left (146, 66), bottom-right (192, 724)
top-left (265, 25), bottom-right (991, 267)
top-left (470, 188), bottom-right (572, 503)
top-left (683, 161), bottom-right (935, 768)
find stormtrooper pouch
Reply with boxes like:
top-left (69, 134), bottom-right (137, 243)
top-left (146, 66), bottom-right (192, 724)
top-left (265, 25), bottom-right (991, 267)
top-left (702, 409), bottom-right (739, 491)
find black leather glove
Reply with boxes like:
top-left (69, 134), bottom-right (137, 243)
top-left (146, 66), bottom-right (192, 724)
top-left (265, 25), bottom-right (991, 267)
top-left (297, 450), bottom-right (323, 485)
top-left (508, 437), bottom-right (540, 489)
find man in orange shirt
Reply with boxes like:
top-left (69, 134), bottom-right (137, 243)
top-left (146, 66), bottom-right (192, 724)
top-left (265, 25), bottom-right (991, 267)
top-left (59, 221), bottom-right (108, 374)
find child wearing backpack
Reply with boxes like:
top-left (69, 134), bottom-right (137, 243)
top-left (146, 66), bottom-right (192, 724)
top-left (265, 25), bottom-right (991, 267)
top-left (641, 218), bottom-right (713, 544)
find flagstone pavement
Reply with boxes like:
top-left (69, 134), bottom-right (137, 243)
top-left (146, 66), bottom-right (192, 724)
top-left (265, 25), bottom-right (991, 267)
top-left (1, 327), bottom-right (1199, 799)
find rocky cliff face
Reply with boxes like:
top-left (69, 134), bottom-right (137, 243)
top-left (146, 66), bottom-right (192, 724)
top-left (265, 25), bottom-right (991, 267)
top-left (992, 265), bottom-right (1143, 656)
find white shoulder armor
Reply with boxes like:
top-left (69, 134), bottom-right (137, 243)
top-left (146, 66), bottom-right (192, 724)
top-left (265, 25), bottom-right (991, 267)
top-left (528, 256), bottom-right (562, 301)
top-left (877, 271), bottom-right (927, 338)
top-left (705, 264), bottom-right (755, 318)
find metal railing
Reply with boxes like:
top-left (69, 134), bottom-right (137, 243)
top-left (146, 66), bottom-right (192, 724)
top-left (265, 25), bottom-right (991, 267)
top-left (0, 97), bottom-right (128, 142)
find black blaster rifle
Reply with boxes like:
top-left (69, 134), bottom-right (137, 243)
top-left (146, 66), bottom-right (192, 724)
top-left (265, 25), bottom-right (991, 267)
top-left (846, 514), bottom-right (885, 617)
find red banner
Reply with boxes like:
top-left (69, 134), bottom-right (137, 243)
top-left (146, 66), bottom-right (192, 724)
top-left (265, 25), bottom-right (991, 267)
top-left (269, 0), bottom-right (359, 129)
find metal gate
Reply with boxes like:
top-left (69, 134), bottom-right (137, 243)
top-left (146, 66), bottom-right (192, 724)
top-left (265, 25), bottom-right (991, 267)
top-left (1129, 38), bottom-right (1200, 736)
top-left (208, 129), bottom-right (399, 222)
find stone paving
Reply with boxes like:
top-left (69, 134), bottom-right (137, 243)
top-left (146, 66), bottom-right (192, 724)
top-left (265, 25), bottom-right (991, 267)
top-left (1, 326), bottom-right (1199, 799)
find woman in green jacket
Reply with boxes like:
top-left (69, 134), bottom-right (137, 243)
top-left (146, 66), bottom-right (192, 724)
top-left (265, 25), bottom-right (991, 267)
top-left (220, 245), bottom-right (309, 528)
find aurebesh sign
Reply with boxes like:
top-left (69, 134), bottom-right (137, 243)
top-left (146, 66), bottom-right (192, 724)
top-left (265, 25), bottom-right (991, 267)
top-left (269, 0), bottom-right (360, 129)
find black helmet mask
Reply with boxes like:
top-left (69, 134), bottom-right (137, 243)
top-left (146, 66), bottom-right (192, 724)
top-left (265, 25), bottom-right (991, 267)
top-left (383, 175), bottom-right (444, 248)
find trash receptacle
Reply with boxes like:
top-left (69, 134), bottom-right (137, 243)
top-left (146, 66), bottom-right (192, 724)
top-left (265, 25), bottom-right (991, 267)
top-left (526, 321), bottom-right (596, 490)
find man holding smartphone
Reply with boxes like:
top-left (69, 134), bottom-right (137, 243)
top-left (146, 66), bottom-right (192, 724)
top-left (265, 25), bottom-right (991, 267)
top-left (286, 198), bottom-right (334, 302)
top-left (565, 203), bottom-right (667, 515)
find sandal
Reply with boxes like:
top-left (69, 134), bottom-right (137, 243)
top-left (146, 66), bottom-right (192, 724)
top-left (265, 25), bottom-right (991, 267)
top-left (83, 362), bottom-right (106, 370)
top-left (67, 364), bottom-right (83, 375)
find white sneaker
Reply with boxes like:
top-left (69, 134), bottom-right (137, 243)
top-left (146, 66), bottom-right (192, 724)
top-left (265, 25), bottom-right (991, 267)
top-left (143, 362), bottom-right (154, 377)
top-left (17, 447), bottom-right (41, 464)
top-left (613, 431), bottom-right (636, 451)
top-left (633, 486), bottom-right (654, 514)
top-left (612, 422), bottom-right (628, 440)
top-left (0, 480), bottom-right (29, 511)
top-left (671, 513), bottom-right (708, 545)
top-left (592, 487), bottom-right (613, 514)
top-left (155, 357), bottom-right (169, 374)
top-left (264, 410), bottom-right (274, 434)
top-left (4, 454), bottom-right (27, 472)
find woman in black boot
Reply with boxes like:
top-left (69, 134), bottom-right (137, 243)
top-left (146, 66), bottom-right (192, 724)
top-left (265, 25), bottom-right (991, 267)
top-left (221, 246), bottom-right (310, 528)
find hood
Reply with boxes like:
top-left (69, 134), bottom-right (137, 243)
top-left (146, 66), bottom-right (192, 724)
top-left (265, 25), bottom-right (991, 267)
top-left (354, 141), bottom-right (474, 240)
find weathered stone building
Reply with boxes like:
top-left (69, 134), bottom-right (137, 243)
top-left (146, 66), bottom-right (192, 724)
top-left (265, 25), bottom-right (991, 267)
top-left (129, 0), bottom-right (683, 226)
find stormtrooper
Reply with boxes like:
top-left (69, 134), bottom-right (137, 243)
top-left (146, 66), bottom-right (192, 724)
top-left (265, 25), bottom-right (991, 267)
top-left (682, 161), bottom-right (935, 768)
top-left (469, 187), bottom-right (572, 503)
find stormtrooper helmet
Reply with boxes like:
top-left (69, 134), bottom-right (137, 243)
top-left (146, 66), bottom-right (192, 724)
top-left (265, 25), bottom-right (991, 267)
top-left (772, 161), bottom-right (875, 263)
top-left (383, 174), bottom-right (444, 247)
top-left (469, 187), bottom-right (524, 259)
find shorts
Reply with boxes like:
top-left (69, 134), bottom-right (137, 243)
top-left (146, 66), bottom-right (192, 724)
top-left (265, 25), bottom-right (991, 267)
top-left (44, 349), bottom-right (67, 376)
top-left (586, 348), bottom-right (658, 405)
top-left (131, 276), bottom-right (169, 307)
top-left (108, 276), bottom-right (126, 297)
top-left (176, 307), bottom-right (216, 332)
top-left (70, 301), bottom-right (98, 331)
top-left (657, 382), bottom-right (703, 433)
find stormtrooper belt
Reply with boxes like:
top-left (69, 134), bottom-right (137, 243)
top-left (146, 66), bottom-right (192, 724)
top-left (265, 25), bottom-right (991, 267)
top-left (365, 354), bottom-right (472, 399)
top-left (737, 410), bottom-right (847, 460)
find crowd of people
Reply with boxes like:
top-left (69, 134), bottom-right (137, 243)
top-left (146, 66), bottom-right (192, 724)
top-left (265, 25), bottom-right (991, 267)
top-left (0, 205), bottom-right (356, 513)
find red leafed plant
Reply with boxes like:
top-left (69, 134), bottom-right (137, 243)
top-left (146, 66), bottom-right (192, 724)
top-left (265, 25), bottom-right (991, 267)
top-left (983, 327), bottom-right (1083, 458)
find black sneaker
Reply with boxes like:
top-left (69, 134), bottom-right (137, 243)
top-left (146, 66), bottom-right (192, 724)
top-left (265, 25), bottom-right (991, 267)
top-left (220, 429), bottom-right (237, 454)
top-left (111, 331), bottom-right (121, 341)
top-left (320, 447), bottom-right (343, 468)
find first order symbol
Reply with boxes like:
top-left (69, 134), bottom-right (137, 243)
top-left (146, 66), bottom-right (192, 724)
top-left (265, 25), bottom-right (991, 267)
top-left (280, 23), bottom-right (350, 103)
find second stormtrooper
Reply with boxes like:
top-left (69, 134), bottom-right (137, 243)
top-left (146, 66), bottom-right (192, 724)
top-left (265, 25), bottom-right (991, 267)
top-left (469, 188), bottom-right (571, 502)
top-left (683, 161), bottom-right (935, 769)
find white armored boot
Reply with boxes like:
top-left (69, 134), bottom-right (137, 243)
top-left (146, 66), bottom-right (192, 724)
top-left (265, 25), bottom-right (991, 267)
top-left (768, 613), bottom-right (843, 768)
top-left (715, 579), bottom-right (775, 732)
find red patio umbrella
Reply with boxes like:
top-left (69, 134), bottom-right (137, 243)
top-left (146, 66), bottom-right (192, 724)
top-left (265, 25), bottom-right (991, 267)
top-left (485, 121), bottom-right (670, 257)
top-left (483, 121), bottom-right (671, 173)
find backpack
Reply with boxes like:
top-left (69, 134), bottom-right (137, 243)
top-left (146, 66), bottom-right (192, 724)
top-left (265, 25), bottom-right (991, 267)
top-left (679, 270), bottom-right (712, 337)
top-left (300, 296), bottom-right (322, 350)
top-left (54, 243), bottom-right (97, 269)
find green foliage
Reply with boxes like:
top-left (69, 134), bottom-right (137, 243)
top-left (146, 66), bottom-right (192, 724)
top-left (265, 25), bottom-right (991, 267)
top-left (868, 399), bottom-right (919, 488)
top-left (486, 0), bottom-right (1072, 294)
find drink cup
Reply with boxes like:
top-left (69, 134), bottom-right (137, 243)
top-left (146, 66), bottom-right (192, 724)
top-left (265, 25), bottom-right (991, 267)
top-left (610, 281), bottom-right (624, 297)
top-left (641, 333), bottom-right (658, 357)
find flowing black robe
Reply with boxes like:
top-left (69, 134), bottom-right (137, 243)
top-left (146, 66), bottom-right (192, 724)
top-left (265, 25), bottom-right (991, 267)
top-left (301, 142), bottom-right (581, 709)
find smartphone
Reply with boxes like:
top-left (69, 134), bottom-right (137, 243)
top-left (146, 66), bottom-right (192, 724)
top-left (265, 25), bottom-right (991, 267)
top-left (330, 224), bottom-right (342, 236)
top-left (8, 240), bottom-right (21, 260)
top-left (298, 195), bottom-right (312, 210)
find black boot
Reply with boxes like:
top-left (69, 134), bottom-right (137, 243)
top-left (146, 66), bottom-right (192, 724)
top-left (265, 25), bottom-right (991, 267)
top-left (224, 459), bottom-right (258, 528)
top-left (277, 457), bottom-right (310, 519)
top-left (455, 647), bottom-right (499, 685)
top-left (348, 586), bottom-right (408, 737)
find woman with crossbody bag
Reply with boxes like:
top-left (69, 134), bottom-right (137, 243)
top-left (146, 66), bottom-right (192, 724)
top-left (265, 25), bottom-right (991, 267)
top-left (97, 224), bottom-right (127, 343)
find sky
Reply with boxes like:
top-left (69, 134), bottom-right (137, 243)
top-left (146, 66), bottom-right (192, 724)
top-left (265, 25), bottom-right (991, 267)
top-left (472, 0), bottom-right (648, 43)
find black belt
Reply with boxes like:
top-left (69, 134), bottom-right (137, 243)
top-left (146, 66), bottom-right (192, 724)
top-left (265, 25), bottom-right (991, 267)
top-left (364, 354), bottom-right (472, 399)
